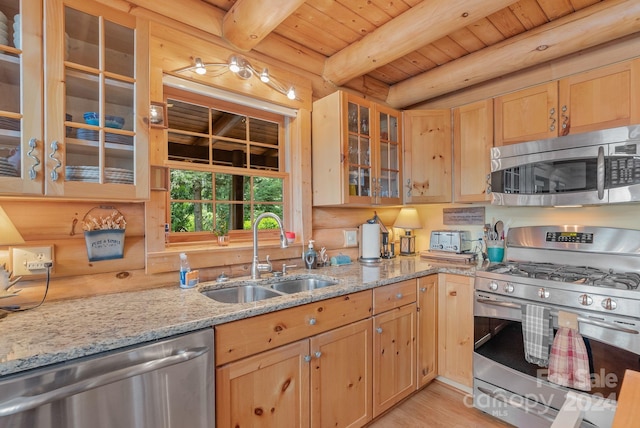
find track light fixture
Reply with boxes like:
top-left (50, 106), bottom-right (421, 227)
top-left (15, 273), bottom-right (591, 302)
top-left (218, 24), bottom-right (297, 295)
top-left (175, 55), bottom-right (298, 100)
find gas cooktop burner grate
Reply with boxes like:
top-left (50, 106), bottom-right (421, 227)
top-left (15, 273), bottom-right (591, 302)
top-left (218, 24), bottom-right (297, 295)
top-left (488, 262), bottom-right (640, 290)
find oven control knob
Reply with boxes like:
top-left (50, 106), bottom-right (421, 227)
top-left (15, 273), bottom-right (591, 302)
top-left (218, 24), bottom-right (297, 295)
top-left (538, 288), bottom-right (550, 299)
top-left (504, 283), bottom-right (514, 294)
top-left (579, 294), bottom-right (593, 306)
top-left (488, 281), bottom-right (498, 291)
top-left (602, 298), bottom-right (617, 311)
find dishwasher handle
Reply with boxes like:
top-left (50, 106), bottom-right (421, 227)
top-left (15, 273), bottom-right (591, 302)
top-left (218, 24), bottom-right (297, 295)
top-left (0, 346), bottom-right (209, 417)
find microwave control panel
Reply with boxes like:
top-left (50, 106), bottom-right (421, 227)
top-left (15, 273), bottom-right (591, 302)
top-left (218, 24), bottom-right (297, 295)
top-left (608, 157), bottom-right (640, 186)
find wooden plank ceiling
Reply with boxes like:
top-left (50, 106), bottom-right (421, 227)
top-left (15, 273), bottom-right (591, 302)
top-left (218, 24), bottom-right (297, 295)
top-left (115, 0), bottom-right (640, 108)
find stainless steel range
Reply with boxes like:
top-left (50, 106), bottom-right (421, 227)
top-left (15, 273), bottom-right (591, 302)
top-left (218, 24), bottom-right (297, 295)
top-left (473, 225), bottom-right (640, 428)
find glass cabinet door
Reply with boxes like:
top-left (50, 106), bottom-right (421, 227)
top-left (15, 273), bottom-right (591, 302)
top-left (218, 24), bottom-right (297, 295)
top-left (346, 99), bottom-right (371, 200)
top-left (377, 107), bottom-right (401, 204)
top-left (0, 0), bottom-right (43, 195)
top-left (45, 0), bottom-right (148, 199)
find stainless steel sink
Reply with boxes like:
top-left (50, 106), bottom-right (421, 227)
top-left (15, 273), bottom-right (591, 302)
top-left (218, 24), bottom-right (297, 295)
top-left (201, 285), bottom-right (283, 304)
top-left (269, 277), bottom-right (338, 294)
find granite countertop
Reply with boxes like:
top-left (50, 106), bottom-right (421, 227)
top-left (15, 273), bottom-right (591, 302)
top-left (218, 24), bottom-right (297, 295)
top-left (0, 255), bottom-right (485, 377)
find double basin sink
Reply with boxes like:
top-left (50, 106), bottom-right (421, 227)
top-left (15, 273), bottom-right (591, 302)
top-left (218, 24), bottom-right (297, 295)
top-left (200, 275), bottom-right (339, 304)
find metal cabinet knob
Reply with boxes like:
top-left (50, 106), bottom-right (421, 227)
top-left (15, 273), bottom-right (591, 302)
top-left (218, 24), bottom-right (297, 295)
top-left (314, 351), bottom-right (322, 358)
top-left (602, 298), bottom-right (617, 310)
top-left (396, 293), bottom-right (403, 299)
top-left (419, 287), bottom-right (426, 293)
top-left (376, 327), bottom-right (383, 334)
top-left (309, 317), bottom-right (317, 325)
top-left (304, 355), bottom-right (312, 362)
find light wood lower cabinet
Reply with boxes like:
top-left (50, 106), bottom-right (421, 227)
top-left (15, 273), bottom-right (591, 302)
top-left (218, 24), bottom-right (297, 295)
top-left (437, 273), bottom-right (474, 387)
top-left (372, 280), bottom-right (417, 417)
top-left (417, 274), bottom-right (438, 387)
top-left (215, 291), bottom-right (373, 427)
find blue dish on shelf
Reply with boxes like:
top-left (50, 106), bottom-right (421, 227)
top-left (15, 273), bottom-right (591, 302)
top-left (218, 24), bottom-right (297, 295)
top-left (83, 112), bottom-right (125, 129)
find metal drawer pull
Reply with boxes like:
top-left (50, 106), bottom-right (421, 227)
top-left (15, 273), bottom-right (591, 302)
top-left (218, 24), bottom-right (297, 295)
top-left (0, 347), bottom-right (209, 417)
top-left (27, 138), bottom-right (39, 180)
top-left (476, 298), bottom-right (638, 334)
top-left (309, 317), bottom-right (317, 325)
top-left (477, 386), bottom-right (555, 423)
top-left (396, 293), bottom-right (403, 299)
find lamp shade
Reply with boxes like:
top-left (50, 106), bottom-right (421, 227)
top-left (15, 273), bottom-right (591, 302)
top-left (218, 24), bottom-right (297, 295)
top-left (393, 208), bottom-right (422, 231)
top-left (0, 206), bottom-right (25, 246)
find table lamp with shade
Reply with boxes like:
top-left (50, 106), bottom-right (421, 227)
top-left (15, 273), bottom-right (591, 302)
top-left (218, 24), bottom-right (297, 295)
top-left (393, 207), bottom-right (421, 255)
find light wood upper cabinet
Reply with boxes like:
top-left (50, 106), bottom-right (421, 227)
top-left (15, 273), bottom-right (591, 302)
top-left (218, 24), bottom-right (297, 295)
top-left (559, 59), bottom-right (640, 136)
top-left (437, 273), bottom-right (473, 388)
top-left (312, 91), bottom-right (402, 206)
top-left (453, 99), bottom-right (493, 203)
top-left (417, 275), bottom-right (437, 388)
top-left (402, 109), bottom-right (451, 203)
top-left (0, 0), bottom-right (149, 199)
top-left (495, 59), bottom-right (640, 146)
top-left (494, 82), bottom-right (558, 146)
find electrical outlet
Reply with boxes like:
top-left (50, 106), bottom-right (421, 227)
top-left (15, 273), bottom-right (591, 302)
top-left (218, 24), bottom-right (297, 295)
top-left (12, 246), bottom-right (54, 276)
top-left (344, 229), bottom-right (358, 247)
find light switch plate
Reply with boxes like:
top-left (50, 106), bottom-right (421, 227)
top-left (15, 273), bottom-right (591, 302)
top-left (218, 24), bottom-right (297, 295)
top-left (11, 246), bottom-right (54, 277)
top-left (344, 229), bottom-right (358, 247)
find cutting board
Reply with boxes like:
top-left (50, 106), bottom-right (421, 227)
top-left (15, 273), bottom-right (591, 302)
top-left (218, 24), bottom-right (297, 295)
top-left (420, 251), bottom-right (477, 264)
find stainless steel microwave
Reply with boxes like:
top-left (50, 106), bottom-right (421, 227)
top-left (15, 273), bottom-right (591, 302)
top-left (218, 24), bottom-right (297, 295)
top-left (489, 125), bottom-right (640, 206)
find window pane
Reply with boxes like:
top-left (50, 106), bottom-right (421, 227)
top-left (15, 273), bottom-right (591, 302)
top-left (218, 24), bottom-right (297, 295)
top-left (168, 132), bottom-right (210, 164)
top-left (170, 202), bottom-right (213, 232)
top-left (168, 99), bottom-right (209, 133)
top-left (253, 205), bottom-right (284, 227)
top-left (170, 170), bottom-right (212, 200)
top-left (254, 177), bottom-right (283, 202)
top-left (249, 118), bottom-right (278, 145)
top-left (212, 109), bottom-right (246, 140)
top-left (214, 173), bottom-right (248, 202)
top-left (250, 144), bottom-right (279, 171)
top-left (212, 140), bottom-right (247, 168)
top-left (215, 202), bottom-right (247, 231)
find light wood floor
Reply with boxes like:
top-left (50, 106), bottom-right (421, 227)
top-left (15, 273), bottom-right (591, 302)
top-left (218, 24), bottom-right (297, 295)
top-left (368, 381), bottom-right (513, 428)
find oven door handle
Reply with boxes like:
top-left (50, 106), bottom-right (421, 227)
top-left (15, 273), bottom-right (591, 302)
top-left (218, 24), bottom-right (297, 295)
top-left (476, 298), bottom-right (639, 334)
top-left (477, 386), bottom-right (556, 423)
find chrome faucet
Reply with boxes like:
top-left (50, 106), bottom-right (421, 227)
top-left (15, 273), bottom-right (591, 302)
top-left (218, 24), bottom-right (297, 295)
top-left (251, 212), bottom-right (289, 279)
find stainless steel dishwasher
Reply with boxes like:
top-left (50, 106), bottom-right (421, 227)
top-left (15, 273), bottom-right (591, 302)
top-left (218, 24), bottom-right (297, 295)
top-left (0, 328), bottom-right (215, 428)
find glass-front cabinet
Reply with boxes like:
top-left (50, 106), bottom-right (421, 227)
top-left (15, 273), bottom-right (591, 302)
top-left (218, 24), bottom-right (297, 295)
top-left (0, 0), bottom-right (148, 199)
top-left (312, 91), bottom-right (402, 206)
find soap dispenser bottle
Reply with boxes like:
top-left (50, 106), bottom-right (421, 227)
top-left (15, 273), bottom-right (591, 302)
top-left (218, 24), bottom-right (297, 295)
top-left (304, 240), bottom-right (317, 269)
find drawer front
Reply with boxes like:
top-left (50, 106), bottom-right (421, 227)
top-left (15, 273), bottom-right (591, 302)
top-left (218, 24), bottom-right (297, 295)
top-left (373, 279), bottom-right (417, 314)
top-left (215, 290), bottom-right (372, 365)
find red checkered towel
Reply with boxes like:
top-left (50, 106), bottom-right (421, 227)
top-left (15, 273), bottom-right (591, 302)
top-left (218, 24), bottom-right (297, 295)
top-left (548, 327), bottom-right (591, 392)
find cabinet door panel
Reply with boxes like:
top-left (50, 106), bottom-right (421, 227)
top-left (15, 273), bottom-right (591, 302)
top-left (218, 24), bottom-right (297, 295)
top-left (310, 319), bottom-right (372, 428)
top-left (417, 275), bottom-right (437, 388)
top-left (438, 274), bottom-right (473, 387)
top-left (453, 99), bottom-right (493, 203)
top-left (494, 82), bottom-right (558, 146)
top-left (373, 303), bottom-right (416, 417)
top-left (216, 340), bottom-right (310, 428)
top-left (559, 59), bottom-right (640, 136)
top-left (403, 110), bottom-right (451, 203)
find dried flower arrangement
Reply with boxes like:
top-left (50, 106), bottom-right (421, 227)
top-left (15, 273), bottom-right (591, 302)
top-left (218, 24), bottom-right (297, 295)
top-left (82, 209), bottom-right (127, 231)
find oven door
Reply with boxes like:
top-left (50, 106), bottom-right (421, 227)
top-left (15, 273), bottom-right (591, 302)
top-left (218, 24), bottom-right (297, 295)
top-left (473, 292), bottom-right (634, 427)
top-left (490, 144), bottom-right (606, 206)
